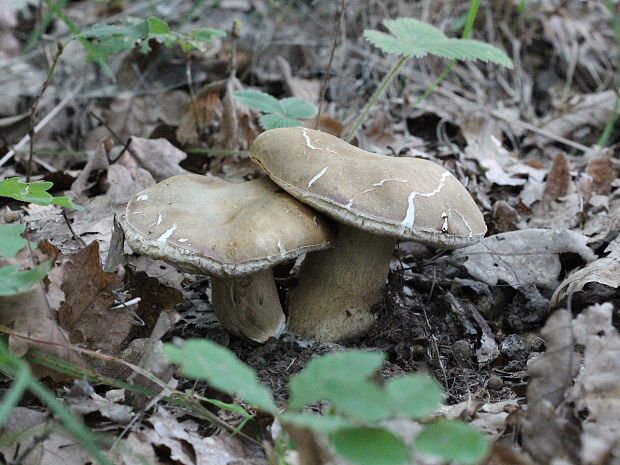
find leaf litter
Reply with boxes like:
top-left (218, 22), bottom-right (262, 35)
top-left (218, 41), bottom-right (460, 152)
top-left (0, 1), bottom-right (620, 464)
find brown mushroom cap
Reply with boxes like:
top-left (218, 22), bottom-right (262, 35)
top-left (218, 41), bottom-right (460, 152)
top-left (124, 175), bottom-right (335, 276)
top-left (251, 127), bottom-right (486, 248)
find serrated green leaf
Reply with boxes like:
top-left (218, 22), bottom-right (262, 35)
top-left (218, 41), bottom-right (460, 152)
top-left (190, 27), bottom-right (227, 42)
top-left (386, 374), bottom-right (443, 419)
top-left (414, 419), bottom-right (489, 465)
top-left (330, 427), bottom-right (409, 465)
top-left (0, 224), bottom-right (28, 259)
top-left (279, 97), bottom-right (317, 119)
top-left (280, 412), bottom-right (354, 434)
top-left (233, 90), bottom-right (282, 114)
top-left (163, 339), bottom-right (276, 413)
top-left (0, 261), bottom-right (50, 296)
top-left (365, 17), bottom-right (512, 68)
top-left (259, 114), bottom-right (303, 130)
top-left (0, 178), bottom-right (79, 209)
top-left (288, 350), bottom-right (385, 410)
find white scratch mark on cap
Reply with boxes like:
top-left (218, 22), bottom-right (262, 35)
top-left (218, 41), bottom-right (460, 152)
top-left (308, 166), bottom-right (328, 187)
top-left (441, 211), bottom-right (448, 233)
top-left (300, 128), bottom-right (339, 156)
top-left (345, 199), bottom-right (353, 209)
top-left (130, 211), bottom-right (141, 215)
top-left (178, 238), bottom-right (188, 243)
top-left (156, 214), bottom-right (162, 225)
top-left (401, 171), bottom-right (451, 229)
top-left (372, 178), bottom-right (407, 187)
top-left (452, 209), bottom-right (474, 236)
top-left (136, 194), bottom-right (148, 201)
top-left (278, 240), bottom-right (287, 256)
top-left (156, 224), bottom-right (177, 242)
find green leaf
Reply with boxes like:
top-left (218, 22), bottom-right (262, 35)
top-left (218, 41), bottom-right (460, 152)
top-left (233, 90), bottom-right (318, 130)
top-left (414, 419), bottom-right (489, 465)
top-left (259, 114), bottom-right (303, 130)
top-left (0, 178), bottom-right (79, 208)
top-left (330, 427), bottom-right (409, 465)
top-left (147, 16), bottom-right (170, 35)
top-left (385, 374), bottom-right (443, 419)
top-left (163, 339), bottom-right (277, 413)
top-left (365, 17), bottom-right (513, 68)
top-left (288, 350), bottom-right (385, 410)
top-left (0, 224), bottom-right (28, 259)
top-left (0, 261), bottom-right (51, 296)
top-left (278, 97), bottom-right (318, 119)
top-left (280, 412), bottom-right (354, 434)
top-left (233, 90), bottom-right (282, 114)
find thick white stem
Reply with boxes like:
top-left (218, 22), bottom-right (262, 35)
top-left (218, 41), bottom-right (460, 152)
top-left (288, 224), bottom-right (397, 341)
top-left (211, 269), bottom-right (286, 342)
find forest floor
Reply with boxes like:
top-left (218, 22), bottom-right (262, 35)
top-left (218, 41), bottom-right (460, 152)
top-left (1, 1), bottom-right (620, 464)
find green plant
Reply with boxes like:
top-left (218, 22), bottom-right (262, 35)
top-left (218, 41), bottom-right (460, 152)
top-left (0, 178), bottom-right (77, 295)
top-left (79, 15), bottom-right (225, 77)
top-left (232, 89), bottom-right (318, 130)
top-left (164, 339), bottom-right (489, 465)
top-left (343, 12), bottom-right (513, 142)
top-left (0, 341), bottom-right (113, 465)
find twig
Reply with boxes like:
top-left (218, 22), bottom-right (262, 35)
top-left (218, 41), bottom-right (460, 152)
top-left (0, 82), bottom-right (83, 169)
top-left (314, 0), bottom-right (347, 129)
top-left (26, 42), bottom-right (64, 182)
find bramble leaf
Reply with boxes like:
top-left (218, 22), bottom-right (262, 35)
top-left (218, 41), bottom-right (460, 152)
top-left (415, 419), bottom-right (490, 465)
top-left (0, 178), bottom-right (78, 209)
top-left (0, 224), bottom-right (28, 258)
top-left (0, 261), bottom-right (51, 296)
top-left (233, 90), bottom-right (317, 130)
top-left (163, 339), bottom-right (277, 413)
top-left (365, 17), bottom-right (512, 68)
top-left (330, 427), bottom-right (409, 465)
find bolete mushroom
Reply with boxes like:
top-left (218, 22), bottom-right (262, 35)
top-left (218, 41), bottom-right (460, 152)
top-left (123, 174), bottom-right (335, 342)
top-left (250, 127), bottom-right (486, 341)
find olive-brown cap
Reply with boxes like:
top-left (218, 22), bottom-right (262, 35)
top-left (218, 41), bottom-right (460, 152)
top-left (250, 127), bottom-right (486, 248)
top-left (124, 175), bottom-right (335, 276)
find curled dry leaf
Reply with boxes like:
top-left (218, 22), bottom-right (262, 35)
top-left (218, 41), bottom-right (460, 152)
top-left (452, 229), bottom-right (596, 290)
top-left (551, 237), bottom-right (620, 308)
top-left (542, 153), bottom-right (571, 203)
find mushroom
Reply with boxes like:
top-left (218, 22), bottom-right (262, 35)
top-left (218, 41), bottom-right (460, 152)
top-left (250, 127), bottom-right (486, 341)
top-left (123, 174), bottom-right (335, 342)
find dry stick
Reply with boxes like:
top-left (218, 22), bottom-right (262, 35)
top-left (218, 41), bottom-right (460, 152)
top-left (0, 83), bottom-right (83, 171)
top-left (314, 0), bottom-right (347, 129)
top-left (26, 42), bottom-right (64, 182)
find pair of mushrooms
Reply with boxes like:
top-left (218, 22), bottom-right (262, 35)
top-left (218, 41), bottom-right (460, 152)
top-left (124, 128), bottom-right (486, 342)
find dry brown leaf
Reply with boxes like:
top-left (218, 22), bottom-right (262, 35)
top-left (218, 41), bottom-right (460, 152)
top-left (0, 407), bottom-right (94, 465)
top-left (452, 229), bottom-right (596, 290)
top-left (570, 303), bottom-right (620, 465)
top-left (177, 87), bottom-right (222, 145)
top-left (117, 137), bottom-right (189, 182)
top-left (551, 237), bottom-right (620, 308)
top-left (543, 153), bottom-right (571, 202)
top-left (111, 408), bottom-right (257, 465)
top-left (58, 241), bottom-right (132, 360)
top-left (584, 148), bottom-right (616, 196)
top-left (521, 309), bottom-right (581, 465)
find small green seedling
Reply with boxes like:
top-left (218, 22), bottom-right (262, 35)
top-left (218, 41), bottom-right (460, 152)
top-left (344, 15), bottom-right (513, 141)
top-left (232, 89), bottom-right (318, 130)
top-left (79, 16), bottom-right (225, 76)
top-left (164, 339), bottom-right (489, 465)
top-left (0, 177), bottom-right (78, 209)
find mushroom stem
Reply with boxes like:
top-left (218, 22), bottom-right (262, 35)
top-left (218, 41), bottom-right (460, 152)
top-left (210, 269), bottom-right (286, 342)
top-left (288, 224), bottom-right (397, 341)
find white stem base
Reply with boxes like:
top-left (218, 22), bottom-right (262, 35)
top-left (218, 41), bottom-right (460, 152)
top-left (288, 224), bottom-right (397, 341)
top-left (211, 269), bottom-right (286, 342)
